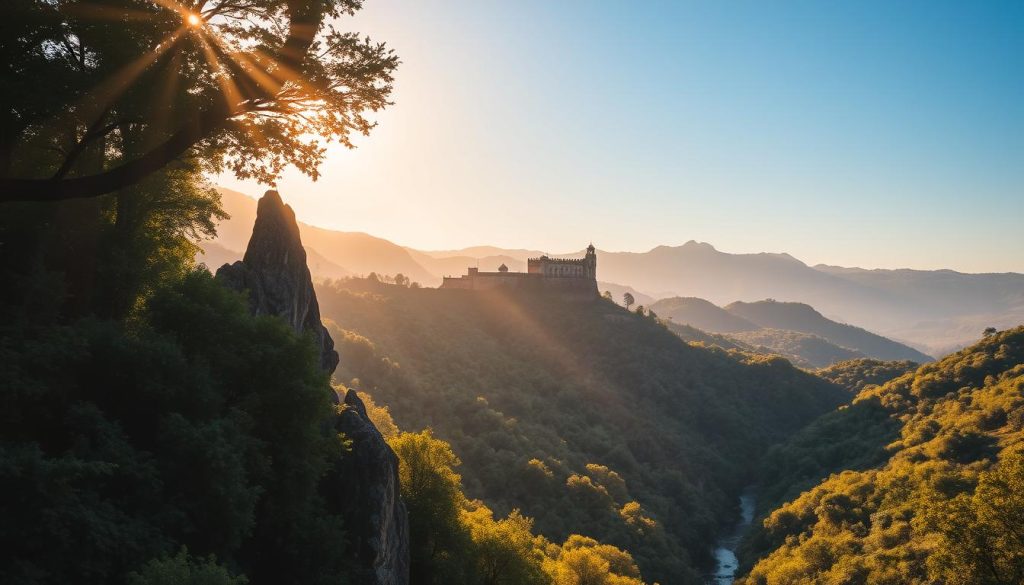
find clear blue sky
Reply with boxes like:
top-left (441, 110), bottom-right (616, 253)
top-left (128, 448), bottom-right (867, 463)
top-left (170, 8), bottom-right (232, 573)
top-left (218, 0), bottom-right (1024, 272)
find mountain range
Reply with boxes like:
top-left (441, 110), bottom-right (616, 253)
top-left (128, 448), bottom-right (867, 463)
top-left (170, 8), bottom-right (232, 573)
top-left (202, 188), bottom-right (1024, 356)
top-left (652, 296), bottom-right (930, 367)
top-left (724, 299), bottom-right (932, 363)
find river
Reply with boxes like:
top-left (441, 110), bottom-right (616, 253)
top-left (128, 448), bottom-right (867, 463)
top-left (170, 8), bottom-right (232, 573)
top-left (706, 488), bottom-right (756, 584)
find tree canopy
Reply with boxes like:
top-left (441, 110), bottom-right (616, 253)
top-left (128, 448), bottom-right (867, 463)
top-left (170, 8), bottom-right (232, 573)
top-left (2, 0), bottom-right (397, 202)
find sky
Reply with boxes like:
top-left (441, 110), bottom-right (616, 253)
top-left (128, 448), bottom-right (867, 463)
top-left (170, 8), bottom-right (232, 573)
top-left (216, 0), bottom-right (1024, 273)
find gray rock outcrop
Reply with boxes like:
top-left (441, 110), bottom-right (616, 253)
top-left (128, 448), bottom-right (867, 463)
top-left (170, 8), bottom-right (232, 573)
top-left (216, 189), bottom-right (408, 585)
top-left (216, 189), bottom-right (339, 373)
top-left (335, 389), bottom-right (410, 584)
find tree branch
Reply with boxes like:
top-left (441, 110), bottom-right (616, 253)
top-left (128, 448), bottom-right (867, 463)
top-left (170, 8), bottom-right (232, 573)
top-left (2, 103), bottom-right (236, 202)
top-left (51, 110), bottom-right (122, 180)
top-left (0, 0), bottom-right (325, 203)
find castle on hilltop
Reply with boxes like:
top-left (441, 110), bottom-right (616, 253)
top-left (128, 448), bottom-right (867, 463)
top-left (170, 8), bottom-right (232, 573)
top-left (440, 244), bottom-right (598, 298)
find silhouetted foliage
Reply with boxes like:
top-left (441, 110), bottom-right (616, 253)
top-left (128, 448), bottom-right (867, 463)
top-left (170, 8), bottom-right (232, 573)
top-left (622, 292), bottom-right (635, 310)
top-left (2, 0), bottom-right (398, 201)
top-left (0, 271), bottom-right (348, 585)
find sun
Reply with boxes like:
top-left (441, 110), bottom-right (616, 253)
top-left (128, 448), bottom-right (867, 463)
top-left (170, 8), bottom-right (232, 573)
top-left (186, 13), bottom-right (201, 26)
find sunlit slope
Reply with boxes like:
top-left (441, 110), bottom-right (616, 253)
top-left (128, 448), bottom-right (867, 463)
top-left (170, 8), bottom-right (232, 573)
top-left (814, 358), bottom-right (918, 394)
top-left (739, 326), bottom-right (1024, 585)
top-left (316, 279), bottom-right (846, 584)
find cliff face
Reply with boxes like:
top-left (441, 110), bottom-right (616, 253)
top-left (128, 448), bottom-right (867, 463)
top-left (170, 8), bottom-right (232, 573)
top-left (216, 190), bottom-right (339, 373)
top-left (335, 389), bottom-right (410, 584)
top-left (216, 190), bottom-right (408, 585)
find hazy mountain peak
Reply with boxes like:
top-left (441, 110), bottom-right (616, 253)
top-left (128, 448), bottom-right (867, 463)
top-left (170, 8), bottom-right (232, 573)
top-left (727, 299), bottom-right (821, 317)
top-left (771, 251), bottom-right (801, 262)
top-left (681, 240), bottom-right (717, 250)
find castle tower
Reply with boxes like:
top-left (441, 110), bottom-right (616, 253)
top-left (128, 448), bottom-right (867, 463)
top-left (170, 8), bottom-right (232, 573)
top-left (585, 243), bottom-right (597, 280)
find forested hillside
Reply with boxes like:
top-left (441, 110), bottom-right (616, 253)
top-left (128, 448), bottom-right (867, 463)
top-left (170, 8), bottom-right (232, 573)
top-left (652, 296), bottom-right (924, 368)
top-left (727, 329), bottom-right (864, 369)
top-left (0, 266), bottom-right (351, 584)
top-left (316, 278), bottom-right (848, 584)
top-left (814, 358), bottom-right (918, 394)
top-left (664, 322), bottom-right (863, 370)
top-left (738, 327), bottom-right (1024, 584)
top-left (650, 297), bottom-right (758, 333)
top-left (726, 300), bottom-right (932, 362)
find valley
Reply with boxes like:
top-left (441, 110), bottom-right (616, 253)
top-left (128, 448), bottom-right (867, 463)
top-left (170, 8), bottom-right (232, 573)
top-left (709, 488), bottom-right (756, 584)
top-left (316, 277), bottom-right (848, 583)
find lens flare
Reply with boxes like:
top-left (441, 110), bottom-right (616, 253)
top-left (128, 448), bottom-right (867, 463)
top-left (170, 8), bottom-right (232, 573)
top-left (186, 13), bottom-right (201, 26)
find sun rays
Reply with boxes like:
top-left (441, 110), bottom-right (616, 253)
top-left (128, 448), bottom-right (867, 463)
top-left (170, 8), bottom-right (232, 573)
top-left (70, 0), bottom-right (302, 110)
top-left (3, 0), bottom-right (396, 201)
top-left (54, 0), bottom-right (311, 169)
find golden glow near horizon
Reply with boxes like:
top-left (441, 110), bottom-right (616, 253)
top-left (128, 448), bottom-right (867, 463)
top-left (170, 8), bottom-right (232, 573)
top-left (216, 1), bottom-right (1024, 274)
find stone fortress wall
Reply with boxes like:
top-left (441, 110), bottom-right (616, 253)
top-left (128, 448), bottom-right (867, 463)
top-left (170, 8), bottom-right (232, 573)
top-left (441, 244), bottom-right (598, 298)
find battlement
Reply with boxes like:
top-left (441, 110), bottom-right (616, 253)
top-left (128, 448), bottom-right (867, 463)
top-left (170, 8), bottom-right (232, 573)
top-left (527, 255), bottom-right (587, 264)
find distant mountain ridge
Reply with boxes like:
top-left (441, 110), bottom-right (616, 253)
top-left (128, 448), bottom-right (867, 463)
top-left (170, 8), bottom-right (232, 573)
top-left (725, 300), bottom-right (932, 363)
top-left (729, 329), bottom-right (866, 368)
top-left (406, 242), bottom-right (1024, 355)
top-left (651, 296), bottom-right (929, 367)
top-left (203, 189), bottom-right (435, 285)
top-left (663, 322), bottom-right (864, 369)
top-left (649, 297), bottom-right (759, 333)
top-left (205, 188), bottom-right (1024, 355)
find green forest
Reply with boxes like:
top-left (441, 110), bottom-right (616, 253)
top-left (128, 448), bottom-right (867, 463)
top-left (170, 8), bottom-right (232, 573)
top-left (317, 277), bottom-right (848, 583)
top-left (739, 327), bottom-right (1024, 584)
top-left (371, 414), bottom-right (651, 585)
top-left (1, 270), bottom-right (352, 584)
